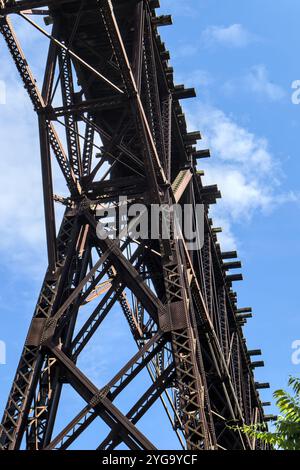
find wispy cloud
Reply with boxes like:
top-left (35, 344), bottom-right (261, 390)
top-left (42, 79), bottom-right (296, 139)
top-left (202, 24), bottom-right (257, 48)
top-left (174, 23), bottom-right (257, 60)
top-left (224, 65), bottom-right (286, 102)
top-left (176, 69), bottom-right (214, 88)
top-left (174, 43), bottom-right (199, 58)
top-left (244, 65), bottom-right (286, 101)
top-left (0, 48), bottom-right (65, 275)
top-left (0, 73), bottom-right (44, 249)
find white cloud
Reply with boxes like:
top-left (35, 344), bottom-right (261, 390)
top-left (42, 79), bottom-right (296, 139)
top-left (0, 74), bottom-right (44, 249)
top-left (188, 103), bottom-right (299, 249)
top-left (174, 69), bottom-right (214, 94)
top-left (0, 49), bottom-right (65, 274)
top-left (210, 216), bottom-right (238, 251)
top-left (0, 20), bottom-right (45, 269)
top-left (224, 65), bottom-right (286, 102)
top-left (202, 24), bottom-right (257, 48)
top-left (185, 69), bottom-right (213, 88)
top-left (245, 65), bottom-right (286, 101)
top-left (175, 24), bottom-right (256, 58)
top-left (203, 166), bottom-right (272, 219)
top-left (194, 105), bottom-right (273, 173)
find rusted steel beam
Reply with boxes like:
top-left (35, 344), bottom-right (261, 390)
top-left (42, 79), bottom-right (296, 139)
top-left (38, 114), bottom-right (57, 272)
top-left (0, 17), bottom-right (78, 193)
top-left (46, 333), bottom-right (167, 450)
top-left (52, 95), bottom-right (126, 118)
top-left (224, 261), bottom-right (242, 271)
top-left (0, 215), bottom-right (80, 449)
top-left (99, 364), bottom-right (175, 450)
top-left (0, 0), bottom-right (78, 15)
top-left (0, 0), bottom-right (269, 451)
top-left (48, 344), bottom-right (157, 450)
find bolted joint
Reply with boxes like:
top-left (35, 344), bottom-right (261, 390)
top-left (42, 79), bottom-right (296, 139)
top-left (25, 316), bottom-right (58, 347)
top-left (40, 317), bottom-right (57, 345)
top-left (158, 302), bottom-right (188, 332)
top-left (44, 16), bottom-right (53, 26)
top-left (90, 386), bottom-right (110, 408)
top-left (77, 196), bottom-right (92, 215)
top-left (37, 104), bottom-right (56, 120)
top-left (25, 318), bottom-right (47, 347)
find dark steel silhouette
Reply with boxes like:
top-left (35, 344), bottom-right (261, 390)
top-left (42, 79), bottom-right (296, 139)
top-left (0, 0), bottom-right (268, 450)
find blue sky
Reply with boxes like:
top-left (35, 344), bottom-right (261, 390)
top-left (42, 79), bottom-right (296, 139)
top-left (0, 0), bottom-right (300, 449)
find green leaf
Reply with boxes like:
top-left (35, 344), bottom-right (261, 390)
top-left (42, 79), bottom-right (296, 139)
top-left (230, 376), bottom-right (300, 450)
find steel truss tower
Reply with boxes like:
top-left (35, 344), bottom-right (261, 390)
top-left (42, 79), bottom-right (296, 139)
top-left (0, 0), bottom-right (269, 451)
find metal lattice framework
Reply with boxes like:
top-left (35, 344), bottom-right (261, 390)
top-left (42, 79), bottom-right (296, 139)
top-left (0, 0), bottom-right (270, 451)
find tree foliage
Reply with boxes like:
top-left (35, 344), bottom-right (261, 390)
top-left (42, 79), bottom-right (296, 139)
top-left (240, 376), bottom-right (300, 450)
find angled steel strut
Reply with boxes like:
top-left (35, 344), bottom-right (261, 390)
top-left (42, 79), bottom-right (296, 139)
top-left (0, 0), bottom-right (268, 450)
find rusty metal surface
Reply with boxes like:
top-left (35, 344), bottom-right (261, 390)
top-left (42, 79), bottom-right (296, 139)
top-left (0, 0), bottom-right (268, 451)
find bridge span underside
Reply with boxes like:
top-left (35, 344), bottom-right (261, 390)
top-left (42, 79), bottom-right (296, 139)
top-left (0, 0), bottom-right (268, 450)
